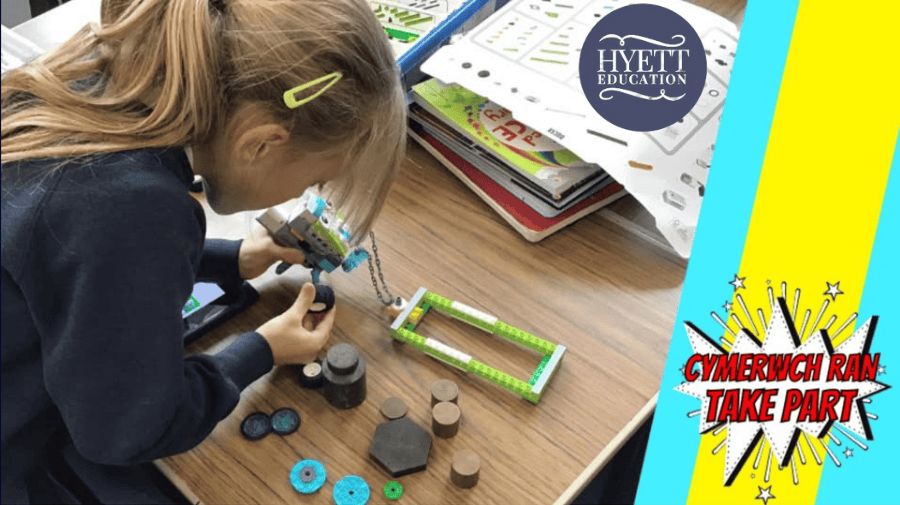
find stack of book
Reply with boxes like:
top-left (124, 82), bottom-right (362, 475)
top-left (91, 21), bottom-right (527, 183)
top-left (409, 78), bottom-right (625, 242)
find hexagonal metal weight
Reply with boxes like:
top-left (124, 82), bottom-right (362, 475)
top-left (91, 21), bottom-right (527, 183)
top-left (369, 418), bottom-right (433, 477)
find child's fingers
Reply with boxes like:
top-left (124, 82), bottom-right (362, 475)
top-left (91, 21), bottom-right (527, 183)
top-left (302, 314), bottom-right (315, 332)
top-left (274, 243), bottom-right (305, 266)
top-left (291, 283), bottom-right (317, 314)
top-left (310, 304), bottom-right (336, 341)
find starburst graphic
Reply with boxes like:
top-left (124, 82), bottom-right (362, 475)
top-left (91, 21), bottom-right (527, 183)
top-left (676, 279), bottom-right (890, 487)
top-left (730, 274), bottom-right (747, 291)
top-left (843, 447), bottom-right (854, 458)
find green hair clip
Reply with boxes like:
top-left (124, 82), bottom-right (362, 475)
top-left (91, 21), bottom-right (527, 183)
top-left (283, 72), bottom-right (343, 109)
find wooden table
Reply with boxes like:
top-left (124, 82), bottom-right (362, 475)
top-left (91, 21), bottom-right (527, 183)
top-left (159, 138), bottom-right (685, 505)
top-left (115, 3), bottom-right (741, 504)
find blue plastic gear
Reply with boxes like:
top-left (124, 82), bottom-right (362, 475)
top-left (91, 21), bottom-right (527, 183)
top-left (333, 475), bottom-right (370, 505)
top-left (290, 459), bottom-right (326, 494)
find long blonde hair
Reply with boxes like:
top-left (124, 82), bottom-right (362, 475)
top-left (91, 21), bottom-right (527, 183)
top-left (1, 0), bottom-right (406, 240)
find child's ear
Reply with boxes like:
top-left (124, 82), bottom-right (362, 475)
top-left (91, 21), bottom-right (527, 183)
top-left (235, 123), bottom-right (290, 165)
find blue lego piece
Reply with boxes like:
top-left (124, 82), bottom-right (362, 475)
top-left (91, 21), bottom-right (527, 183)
top-left (309, 195), bottom-right (326, 218)
top-left (342, 248), bottom-right (369, 272)
top-left (317, 258), bottom-right (339, 272)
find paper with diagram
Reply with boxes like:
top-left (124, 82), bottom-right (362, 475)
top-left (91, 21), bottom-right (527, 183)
top-left (421, 0), bottom-right (740, 256)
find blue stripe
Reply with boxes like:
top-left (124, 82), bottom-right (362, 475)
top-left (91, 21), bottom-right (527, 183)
top-left (816, 131), bottom-right (899, 505)
top-left (635, 1), bottom-right (800, 502)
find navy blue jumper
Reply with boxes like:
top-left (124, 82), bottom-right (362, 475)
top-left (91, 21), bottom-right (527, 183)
top-left (1, 148), bottom-right (274, 503)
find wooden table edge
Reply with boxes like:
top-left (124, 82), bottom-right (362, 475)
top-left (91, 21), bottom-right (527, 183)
top-left (157, 391), bottom-right (660, 505)
top-left (553, 391), bottom-right (659, 505)
top-left (154, 460), bottom-right (205, 505)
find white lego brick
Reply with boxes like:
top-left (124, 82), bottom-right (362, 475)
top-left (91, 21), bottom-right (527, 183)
top-left (425, 338), bottom-right (472, 365)
top-left (450, 301), bottom-right (499, 326)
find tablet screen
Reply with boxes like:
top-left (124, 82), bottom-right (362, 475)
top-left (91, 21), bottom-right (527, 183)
top-left (182, 282), bottom-right (226, 319)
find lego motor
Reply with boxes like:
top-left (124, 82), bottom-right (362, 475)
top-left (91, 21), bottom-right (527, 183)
top-left (257, 187), bottom-right (406, 315)
top-left (256, 187), bottom-right (369, 283)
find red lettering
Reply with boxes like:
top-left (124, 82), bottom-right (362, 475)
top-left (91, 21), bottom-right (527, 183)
top-left (522, 131), bottom-right (541, 146)
top-left (701, 354), bottom-right (718, 381)
top-left (483, 108), bottom-right (504, 121)
top-left (750, 354), bottom-right (767, 381)
top-left (797, 389), bottom-right (820, 422)
top-left (503, 120), bottom-right (526, 135)
top-left (739, 354), bottom-right (754, 381)
top-left (828, 354), bottom-right (847, 381)
top-left (861, 353), bottom-right (880, 381)
top-left (685, 354), bottom-right (702, 381)
top-left (767, 354), bottom-right (790, 381)
top-left (712, 354), bottom-right (739, 381)
top-left (839, 390), bottom-right (859, 422)
top-left (845, 354), bottom-right (861, 381)
top-left (782, 390), bottom-right (803, 422)
top-left (838, 354), bottom-right (880, 381)
top-left (819, 389), bottom-right (841, 422)
top-left (737, 389), bottom-right (763, 422)
top-left (759, 389), bottom-right (777, 421)
top-left (719, 389), bottom-right (740, 422)
top-left (788, 354), bottom-right (806, 382)
top-left (707, 390), bottom-right (725, 422)
top-left (492, 125), bottom-right (517, 142)
top-left (807, 354), bottom-right (823, 381)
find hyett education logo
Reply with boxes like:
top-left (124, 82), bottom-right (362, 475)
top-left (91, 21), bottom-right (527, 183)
top-left (676, 278), bottom-right (890, 494)
top-left (579, 4), bottom-right (706, 132)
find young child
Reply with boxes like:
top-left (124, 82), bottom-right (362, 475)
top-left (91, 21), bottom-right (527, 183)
top-left (1, 0), bottom-right (406, 502)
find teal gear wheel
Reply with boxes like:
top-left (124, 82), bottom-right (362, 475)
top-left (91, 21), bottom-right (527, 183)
top-left (333, 475), bottom-right (370, 505)
top-left (290, 459), bottom-right (326, 494)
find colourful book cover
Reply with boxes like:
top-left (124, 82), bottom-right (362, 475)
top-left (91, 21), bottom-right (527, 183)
top-left (408, 127), bottom-right (626, 242)
top-left (412, 78), bottom-right (605, 201)
top-left (636, 1), bottom-right (899, 504)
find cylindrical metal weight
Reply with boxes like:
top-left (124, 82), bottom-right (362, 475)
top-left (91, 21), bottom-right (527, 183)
top-left (321, 343), bottom-right (366, 409)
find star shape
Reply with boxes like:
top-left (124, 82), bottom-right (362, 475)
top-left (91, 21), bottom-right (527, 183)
top-left (756, 485), bottom-right (775, 505)
top-left (824, 281), bottom-right (844, 301)
top-left (729, 274), bottom-right (746, 292)
top-left (843, 447), bottom-right (853, 458)
top-left (723, 300), bottom-right (733, 312)
top-left (878, 364), bottom-right (886, 375)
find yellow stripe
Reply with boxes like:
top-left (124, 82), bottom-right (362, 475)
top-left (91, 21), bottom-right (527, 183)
top-left (686, 1), bottom-right (898, 503)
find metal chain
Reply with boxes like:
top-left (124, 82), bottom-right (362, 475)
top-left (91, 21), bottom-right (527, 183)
top-left (367, 231), bottom-right (396, 306)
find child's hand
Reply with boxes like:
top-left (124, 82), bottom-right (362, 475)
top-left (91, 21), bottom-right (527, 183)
top-left (239, 226), bottom-right (306, 280)
top-left (257, 283), bottom-right (335, 365)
